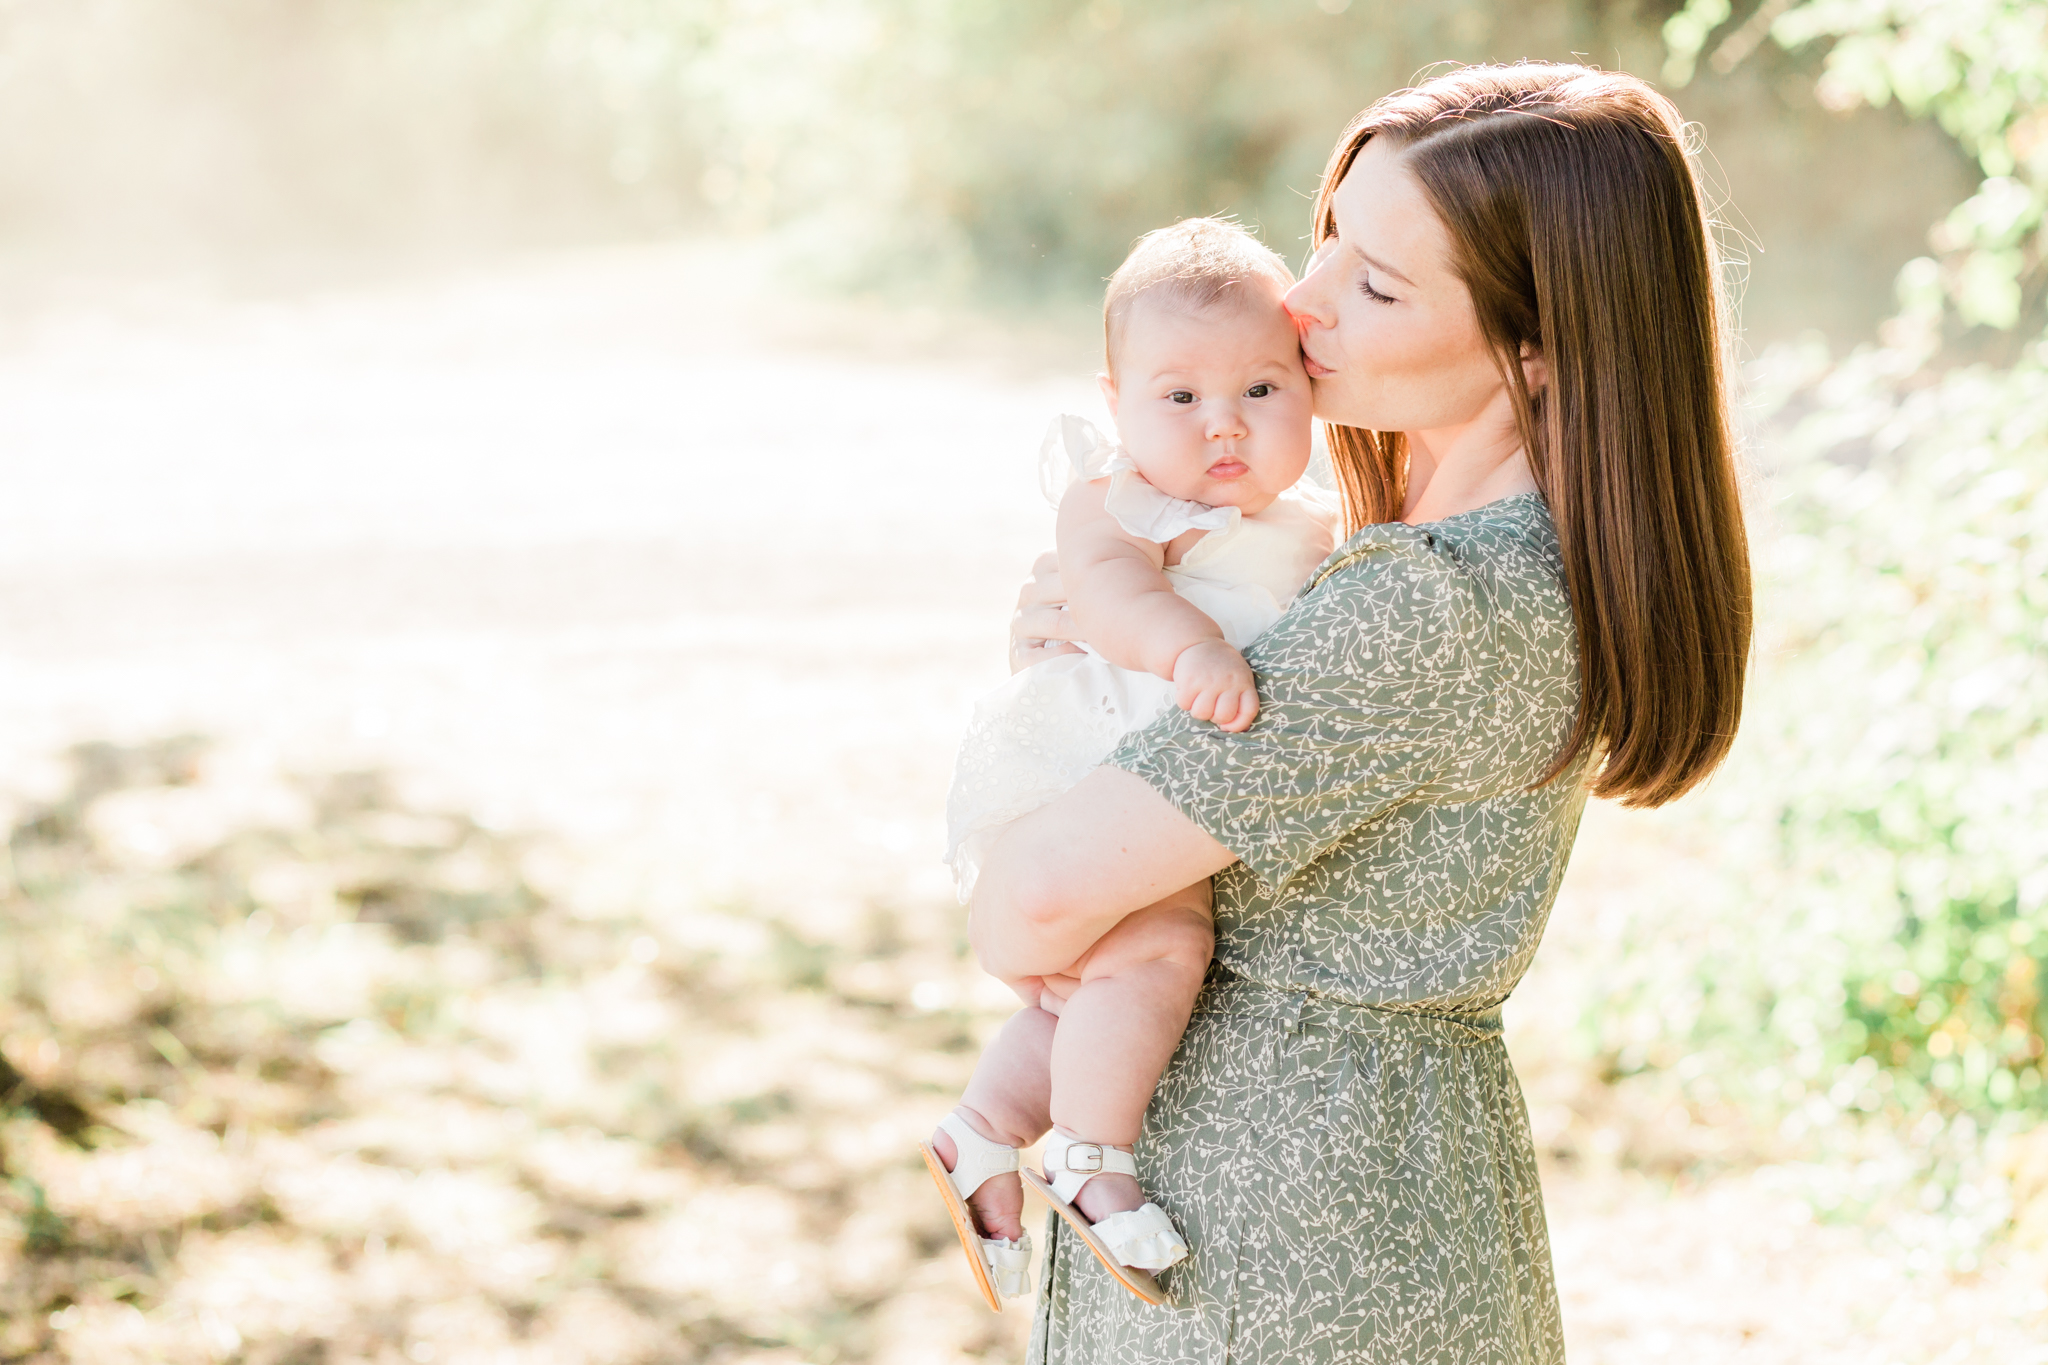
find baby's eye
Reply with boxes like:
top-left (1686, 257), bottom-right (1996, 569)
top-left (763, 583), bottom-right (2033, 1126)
top-left (1167, 390), bottom-right (1196, 404)
top-left (1245, 383), bottom-right (1274, 398)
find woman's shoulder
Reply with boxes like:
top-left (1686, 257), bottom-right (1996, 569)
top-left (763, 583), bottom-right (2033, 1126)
top-left (1423, 492), bottom-right (1571, 616)
top-left (1312, 492), bottom-right (1563, 596)
top-left (1257, 522), bottom-right (1475, 680)
top-left (1299, 514), bottom-right (1468, 606)
top-left (1270, 492), bottom-right (1570, 671)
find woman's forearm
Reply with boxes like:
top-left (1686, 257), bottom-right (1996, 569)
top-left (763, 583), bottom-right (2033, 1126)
top-left (967, 766), bottom-right (1238, 980)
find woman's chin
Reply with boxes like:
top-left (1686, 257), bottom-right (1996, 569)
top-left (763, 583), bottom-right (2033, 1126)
top-left (1309, 384), bottom-right (1389, 431)
top-left (1307, 372), bottom-right (1349, 418)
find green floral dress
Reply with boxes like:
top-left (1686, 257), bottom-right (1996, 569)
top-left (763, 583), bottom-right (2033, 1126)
top-left (1030, 491), bottom-right (1589, 1365)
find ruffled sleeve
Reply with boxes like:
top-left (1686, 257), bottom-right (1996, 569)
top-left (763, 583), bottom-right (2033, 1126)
top-left (1038, 413), bottom-right (1120, 504)
top-left (1037, 413), bottom-right (1238, 545)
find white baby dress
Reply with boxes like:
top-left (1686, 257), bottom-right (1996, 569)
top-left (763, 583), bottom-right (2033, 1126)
top-left (943, 414), bottom-right (1339, 900)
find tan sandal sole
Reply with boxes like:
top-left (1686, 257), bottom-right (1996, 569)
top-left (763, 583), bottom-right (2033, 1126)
top-left (919, 1141), bottom-right (1004, 1313)
top-left (1020, 1168), bottom-right (1168, 1306)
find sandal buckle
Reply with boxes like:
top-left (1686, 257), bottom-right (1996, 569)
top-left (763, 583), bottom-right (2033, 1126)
top-left (1063, 1142), bottom-right (1105, 1174)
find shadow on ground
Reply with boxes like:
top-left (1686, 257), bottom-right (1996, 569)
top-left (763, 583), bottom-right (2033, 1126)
top-left (0, 738), bottom-right (1018, 1365)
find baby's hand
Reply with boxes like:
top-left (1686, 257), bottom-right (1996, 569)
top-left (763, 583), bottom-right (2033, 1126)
top-left (1172, 639), bottom-right (1260, 732)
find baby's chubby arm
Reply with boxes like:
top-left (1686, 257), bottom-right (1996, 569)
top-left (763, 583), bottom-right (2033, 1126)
top-left (1056, 480), bottom-right (1259, 733)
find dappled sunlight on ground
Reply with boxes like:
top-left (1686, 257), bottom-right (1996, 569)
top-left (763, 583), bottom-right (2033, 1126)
top-left (1, 740), bottom-right (1027, 1363)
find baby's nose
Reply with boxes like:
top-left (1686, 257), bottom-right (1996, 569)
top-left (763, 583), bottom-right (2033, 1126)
top-left (1207, 406), bottom-right (1248, 437)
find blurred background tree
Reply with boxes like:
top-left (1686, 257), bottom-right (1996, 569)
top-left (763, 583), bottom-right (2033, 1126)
top-left (0, 0), bottom-right (1975, 345)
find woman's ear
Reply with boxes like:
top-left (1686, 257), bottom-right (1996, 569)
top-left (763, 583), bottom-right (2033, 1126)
top-left (1518, 342), bottom-right (1549, 394)
top-left (1097, 371), bottom-right (1119, 417)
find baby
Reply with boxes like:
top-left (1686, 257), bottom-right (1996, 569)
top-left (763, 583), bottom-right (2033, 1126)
top-left (923, 219), bottom-right (1338, 1307)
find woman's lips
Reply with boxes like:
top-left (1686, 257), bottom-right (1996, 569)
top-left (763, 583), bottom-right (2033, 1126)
top-left (1302, 350), bottom-right (1334, 379)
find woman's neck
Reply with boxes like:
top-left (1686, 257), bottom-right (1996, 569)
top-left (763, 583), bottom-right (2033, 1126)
top-left (1399, 388), bottom-right (1538, 524)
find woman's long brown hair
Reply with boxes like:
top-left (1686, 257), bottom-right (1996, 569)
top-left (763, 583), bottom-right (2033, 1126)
top-left (1313, 64), bottom-right (1751, 808)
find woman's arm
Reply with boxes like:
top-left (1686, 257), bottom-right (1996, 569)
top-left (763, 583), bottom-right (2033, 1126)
top-left (967, 765), bottom-right (1236, 981)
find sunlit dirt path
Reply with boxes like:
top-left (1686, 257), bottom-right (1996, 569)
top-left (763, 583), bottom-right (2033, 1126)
top-left (0, 245), bottom-right (2038, 1363)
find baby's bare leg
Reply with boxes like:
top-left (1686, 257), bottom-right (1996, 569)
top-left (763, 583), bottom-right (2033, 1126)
top-left (930, 1006), bottom-right (1055, 1243)
top-left (1048, 880), bottom-right (1214, 1223)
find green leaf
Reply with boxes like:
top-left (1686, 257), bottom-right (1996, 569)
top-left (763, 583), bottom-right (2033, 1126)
top-left (1957, 247), bottom-right (2026, 327)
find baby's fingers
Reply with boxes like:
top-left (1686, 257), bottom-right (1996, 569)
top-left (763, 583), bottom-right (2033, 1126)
top-left (1206, 689), bottom-right (1238, 729)
top-left (1233, 689), bottom-right (1262, 731)
top-left (1213, 688), bottom-right (1260, 733)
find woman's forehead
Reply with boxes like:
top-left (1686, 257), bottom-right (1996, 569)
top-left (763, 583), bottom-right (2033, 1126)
top-left (1330, 141), bottom-right (1442, 277)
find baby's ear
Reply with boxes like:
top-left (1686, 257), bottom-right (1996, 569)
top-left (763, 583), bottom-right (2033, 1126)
top-left (1096, 371), bottom-right (1118, 417)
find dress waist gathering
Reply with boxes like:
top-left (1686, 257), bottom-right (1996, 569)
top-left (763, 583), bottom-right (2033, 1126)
top-left (1197, 965), bottom-right (1505, 1050)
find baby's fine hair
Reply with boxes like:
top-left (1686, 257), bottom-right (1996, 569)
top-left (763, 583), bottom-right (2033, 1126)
top-left (1103, 217), bottom-right (1295, 374)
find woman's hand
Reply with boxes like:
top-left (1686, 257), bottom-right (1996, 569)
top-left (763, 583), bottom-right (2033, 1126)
top-left (1010, 551), bottom-right (1085, 673)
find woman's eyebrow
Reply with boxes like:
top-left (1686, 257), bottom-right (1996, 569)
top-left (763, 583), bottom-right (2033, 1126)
top-left (1351, 242), bottom-right (1413, 286)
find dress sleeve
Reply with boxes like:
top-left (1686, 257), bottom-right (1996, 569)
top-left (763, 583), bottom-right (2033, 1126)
top-left (1104, 527), bottom-right (1475, 892)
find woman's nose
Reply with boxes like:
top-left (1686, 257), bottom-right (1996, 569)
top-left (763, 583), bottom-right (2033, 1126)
top-left (1284, 245), bottom-right (1337, 330)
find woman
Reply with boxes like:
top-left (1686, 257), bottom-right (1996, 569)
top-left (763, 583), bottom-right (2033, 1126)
top-left (974, 63), bottom-right (1751, 1363)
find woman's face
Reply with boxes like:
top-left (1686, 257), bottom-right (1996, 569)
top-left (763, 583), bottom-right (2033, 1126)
top-left (1284, 137), bottom-right (1505, 433)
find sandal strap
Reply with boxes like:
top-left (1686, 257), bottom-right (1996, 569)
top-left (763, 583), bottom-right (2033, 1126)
top-left (936, 1112), bottom-right (1020, 1201)
top-left (1042, 1131), bottom-right (1138, 1204)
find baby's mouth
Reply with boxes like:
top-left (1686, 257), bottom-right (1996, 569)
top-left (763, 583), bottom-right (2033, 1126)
top-left (1206, 459), bottom-right (1249, 480)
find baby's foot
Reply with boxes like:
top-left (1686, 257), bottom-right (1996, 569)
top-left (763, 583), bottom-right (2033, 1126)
top-left (931, 1107), bottom-right (1027, 1242)
top-left (1070, 1166), bottom-right (1145, 1226)
top-left (1038, 1133), bottom-right (1188, 1277)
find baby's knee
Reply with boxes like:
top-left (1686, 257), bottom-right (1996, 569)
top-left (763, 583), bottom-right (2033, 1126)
top-left (1118, 902), bottom-right (1215, 976)
top-left (1155, 878), bottom-right (1215, 923)
top-left (1159, 904), bottom-right (1216, 966)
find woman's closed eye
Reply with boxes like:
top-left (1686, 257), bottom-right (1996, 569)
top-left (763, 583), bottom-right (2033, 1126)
top-left (1359, 271), bottom-right (1397, 305)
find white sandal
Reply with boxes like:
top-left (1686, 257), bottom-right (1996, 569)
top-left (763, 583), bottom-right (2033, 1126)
top-left (918, 1113), bottom-right (1036, 1312)
top-left (1019, 1131), bottom-right (1187, 1306)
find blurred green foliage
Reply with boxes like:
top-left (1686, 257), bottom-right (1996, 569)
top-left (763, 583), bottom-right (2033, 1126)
top-left (487, 0), bottom-right (1971, 321)
top-left (646, 0), bottom-right (1574, 294)
top-left (1669, 0), bottom-right (2048, 338)
top-left (0, 0), bottom-right (1975, 343)
top-left (1600, 341), bottom-right (2048, 1129)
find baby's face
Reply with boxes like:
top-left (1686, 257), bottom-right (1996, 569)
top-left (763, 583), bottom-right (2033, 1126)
top-left (1102, 285), bottom-right (1314, 516)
